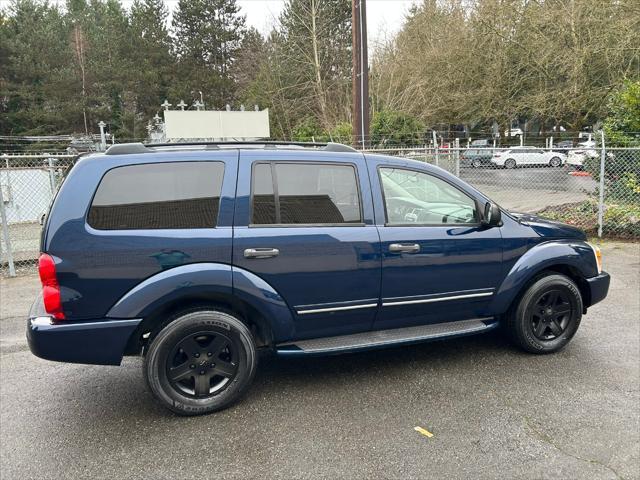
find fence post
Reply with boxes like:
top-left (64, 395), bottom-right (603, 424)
top-left (0, 193), bottom-right (16, 277)
top-left (98, 121), bottom-right (107, 151)
top-left (455, 138), bottom-right (460, 177)
top-left (432, 130), bottom-right (439, 166)
top-left (597, 131), bottom-right (606, 238)
top-left (47, 157), bottom-right (56, 197)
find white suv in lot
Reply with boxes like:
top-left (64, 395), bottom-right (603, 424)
top-left (491, 147), bottom-right (566, 169)
top-left (567, 140), bottom-right (598, 169)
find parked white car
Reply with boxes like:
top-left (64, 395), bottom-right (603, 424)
top-left (490, 147), bottom-right (567, 169)
top-left (504, 128), bottom-right (524, 137)
top-left (567, 141), bottom-right (598, 169)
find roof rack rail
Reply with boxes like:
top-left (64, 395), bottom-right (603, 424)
top-left (105, 141), bottom-right (358, 155)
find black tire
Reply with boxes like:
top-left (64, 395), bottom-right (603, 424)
top-left (144, 309), bottom-right (257, 416)
top-left (472, 158), bottom-right (482, 168)
top-left (505, 158), bottom-right (516, 169)
top-left (549, 156), bottom-right (562, 167)
top-left (506, 273), bottom-right (583, 354)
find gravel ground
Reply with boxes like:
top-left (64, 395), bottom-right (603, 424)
top-left (0, 241), bottom-right (638, 480)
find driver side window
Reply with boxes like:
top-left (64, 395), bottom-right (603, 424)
top-left (379, 168), bottom-right (477, 225)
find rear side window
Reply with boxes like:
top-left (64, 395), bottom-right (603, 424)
top-left (88, 162), bottom-right (224, 230)
top-left (251, 162), bottom-right (362, 225)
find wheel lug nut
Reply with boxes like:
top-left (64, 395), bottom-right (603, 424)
top-left (200, 370), bottom-right (205, 375)
top-left (207, 352), bottom-right (212, 357)
top-left (190, 364), bottom-right (195, 369)
top-left (194, 353), bottom-right (200, 358)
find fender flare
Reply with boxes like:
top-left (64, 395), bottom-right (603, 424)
top-left (490, 240), bottom-right (598, 314)
top-left (107, 263), bottom-right (295, 343)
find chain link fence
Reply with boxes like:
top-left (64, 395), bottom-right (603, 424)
top-left (364, 143), bottom-right (639, 239)
top-left (1, 143), bottom-right (638, 277)
top-left (1, 153), bottom-right (76, 276)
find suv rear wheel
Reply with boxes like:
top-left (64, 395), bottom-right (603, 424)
top-left (504, 158), bottom-right (516, 169)
top-left (506, 273), bottom-right (582, 354)
top-left (144, 309), bottom-right (257, 415)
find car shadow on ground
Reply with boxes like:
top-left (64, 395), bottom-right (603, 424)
top-left (43, 329), bottom-right (528, 422)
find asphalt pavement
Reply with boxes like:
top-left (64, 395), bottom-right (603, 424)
top-left (459, 166), bottom-right (597, 213)
top-left (0, 242), bottom-right (638, 479)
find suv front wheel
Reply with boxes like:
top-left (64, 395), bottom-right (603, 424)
top-left (506, 273), bottom-right (583, 354)
top-left (144, 309), bottom-right (257, 415)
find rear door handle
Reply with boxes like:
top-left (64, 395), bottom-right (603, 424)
top-left (244, 248), bottom-right (280, 259)
top-left (389, 243), bottom-right (421, 253)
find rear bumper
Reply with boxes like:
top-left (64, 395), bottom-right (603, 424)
top-left (27, 296), bottom-right (141, 366)
top-left (586, 271), bottom-right (610, 308)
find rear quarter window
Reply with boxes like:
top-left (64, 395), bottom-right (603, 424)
top-left (88, 161), bottom-right (224, 230)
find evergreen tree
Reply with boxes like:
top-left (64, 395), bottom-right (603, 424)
top-left (171, 0), bottom-right (246, 108)
top-left (0, 0), bottom-right (69, 134)
top-left (129, 0), bottom-right (174, 137)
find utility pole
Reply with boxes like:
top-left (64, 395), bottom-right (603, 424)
top-left (352, 0), bottom-right (369, 149)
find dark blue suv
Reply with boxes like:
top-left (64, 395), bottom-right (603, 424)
top-left (27, 142), bottom-right (610, 415)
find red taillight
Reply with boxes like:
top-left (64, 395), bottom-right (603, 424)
top-left (38, 253), bottom-right (65, 320)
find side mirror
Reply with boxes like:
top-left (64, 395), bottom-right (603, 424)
top-left (482, 202), bottom-right (502, 227)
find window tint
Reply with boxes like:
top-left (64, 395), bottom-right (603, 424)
top-left (88, 162), bottom-right (224, 230)
top-left (380, 168), bottom-right (477, 225)
top-left (252, 163), bottom-right (277, 225)
top-left (251, 162), bottom-right (362, 225)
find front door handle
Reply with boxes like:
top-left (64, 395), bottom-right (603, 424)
top-left (244, 248), bottom-right (280, 259)
top-left (389, 243), bottom-right (421, 253)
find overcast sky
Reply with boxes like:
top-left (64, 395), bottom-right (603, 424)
top-left (237, 0), bottom-right (417, 49)
top-left (1, 0), bottom-right (417, 51)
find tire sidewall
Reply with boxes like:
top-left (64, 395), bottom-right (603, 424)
top-left (514, 274), bottom-right (583, 353)
top-left (144, 310), bottom-right (257, 415)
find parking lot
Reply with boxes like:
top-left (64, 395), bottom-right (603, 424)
top-left (460, 166), bottom-right (596, 213)
top-left (0, 241), bottom-right (638, 479)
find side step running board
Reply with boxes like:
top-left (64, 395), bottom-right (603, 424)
top-left (276, 318), bottom-right (497, 355)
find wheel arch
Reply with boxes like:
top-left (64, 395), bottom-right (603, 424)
top-left (123, 292), bottom-right (276, 356)
top-left (107, 263), bottom-right (296, 355)
top-left (491, 240), bottom-right (598, 316)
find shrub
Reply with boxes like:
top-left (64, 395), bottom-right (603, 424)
top-left (291, 118), bottom-right (326, 142)
top-left (584, 81), bottom-right (640, 203)
top-left (538, 200), bottom-right (640, 239)
top-left (371, 110), bottom-right (425, 146)
top-left (329, 122), bottom-right (352, 144)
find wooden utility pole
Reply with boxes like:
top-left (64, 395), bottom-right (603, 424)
top-left (352, 0), bottom-right (369, 149)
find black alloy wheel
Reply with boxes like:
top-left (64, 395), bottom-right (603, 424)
top-left (144, 309), bottom-right (257, 415)
top-left (167, 331), bottom-right (239, 398)
top-left (507, 273), bottom-right (583, 354)
top-left (529, 289), bottom-right (573, 340)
